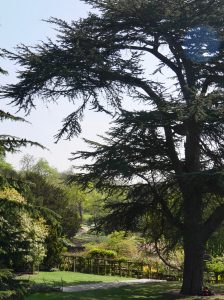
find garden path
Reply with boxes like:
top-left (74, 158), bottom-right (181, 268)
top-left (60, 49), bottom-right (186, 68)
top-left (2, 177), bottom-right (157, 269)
top-left (63, 278), bottom-right (165, 292)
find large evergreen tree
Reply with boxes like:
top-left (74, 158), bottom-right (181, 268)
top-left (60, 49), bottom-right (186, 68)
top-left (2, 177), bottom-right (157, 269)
top-left (1, 0), bottom-right (224, 295)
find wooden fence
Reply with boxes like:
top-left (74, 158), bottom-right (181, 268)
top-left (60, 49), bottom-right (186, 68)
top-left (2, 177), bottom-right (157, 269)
top-left (61, 255), bottom-right (181, 280)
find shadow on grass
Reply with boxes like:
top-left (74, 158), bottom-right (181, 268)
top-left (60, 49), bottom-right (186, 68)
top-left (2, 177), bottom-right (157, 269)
top-left (25, 282), bottom-right (182, 300)
top-left (25, 282), bottom-right (224, 300)
top-left (21, 278), bottom-right (106, 287)
top-left (45, 280), bottom-right (105, 286)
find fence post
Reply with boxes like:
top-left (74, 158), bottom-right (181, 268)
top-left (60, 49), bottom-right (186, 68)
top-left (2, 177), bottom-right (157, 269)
top-left (119, 261), bottom-right (122, 277)
top-left (128, 262), bottom-right (131, 278)
top-left (73, 257), bottom-right (76, 272)
top-left (90, 258), bottom-right (93, 274)
top-left (97, 259), bottom-right (100, 275)
top-left (109, 260), bottom-right (112, 275)
top-left (104, 259), bottom-right (107, 275)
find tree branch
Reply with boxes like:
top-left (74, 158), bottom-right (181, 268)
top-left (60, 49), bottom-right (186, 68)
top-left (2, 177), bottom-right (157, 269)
top-left (150, 182), bottom-right (184, 231)
top-left (154, 241), bottom-right (182, 271)
top-left (99, 69), bottom-right (164, 107)
top-left (164, 126), bottom-right (183, 176)
top-left (201, 75), bottom-right (224, 95)
top-left (202, 203), bottom-right (224, 242)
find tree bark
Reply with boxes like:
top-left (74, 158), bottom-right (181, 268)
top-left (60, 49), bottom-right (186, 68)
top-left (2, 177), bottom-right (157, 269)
top-left (181, 181), bottom-right (204, 295)
top-left (181, 236), bottom-right (205, 295)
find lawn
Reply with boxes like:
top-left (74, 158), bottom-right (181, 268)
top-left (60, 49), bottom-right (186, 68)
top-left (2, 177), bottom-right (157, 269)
top-left (25, 281), bottom-right (224, 300)
top-left (20, 271), bottom-right (131, 286)
top-left (22, 272), bottom-right (224, 300)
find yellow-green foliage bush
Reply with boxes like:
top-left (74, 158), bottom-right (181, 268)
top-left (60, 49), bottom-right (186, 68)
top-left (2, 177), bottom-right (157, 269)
top-left (87, 248), bottom-right (117, 259)
top-left (0, 186), bottom-right (49, 272)
top-left (86, 231), bottom-right (141, 260)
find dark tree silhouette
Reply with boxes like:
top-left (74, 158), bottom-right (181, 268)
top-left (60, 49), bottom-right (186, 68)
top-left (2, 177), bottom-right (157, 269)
top-left (1, 0), bottom-right (224, 295)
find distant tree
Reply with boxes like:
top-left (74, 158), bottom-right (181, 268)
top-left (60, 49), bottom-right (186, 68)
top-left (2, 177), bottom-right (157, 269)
top-left (64, 184), bottom-right (86, 223)
top-left (31, 158), bottom-right (58, 181)
top-left (20, 154), bottom-right (35, 172)
top-left (84, 191), bottom-right (104, 227)
top-left (23, 172), bottom-right (81, 237)
top-left (2, 0), bottom-right (224, 295)
top-left (0, 155), bottom-right (17, 181)
top-left (43, 224), bottom-right (65, 270)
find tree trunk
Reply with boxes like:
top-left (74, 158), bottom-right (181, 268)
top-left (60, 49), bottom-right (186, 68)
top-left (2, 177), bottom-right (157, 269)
top-left (181, 236), bottom-right (205, 295)
top-left (180, 180), bottom-right (205, 295)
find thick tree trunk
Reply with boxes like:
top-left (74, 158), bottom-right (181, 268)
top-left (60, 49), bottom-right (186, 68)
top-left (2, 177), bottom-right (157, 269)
top-left (181, 181), bottom-right (204, 295)
top-left (181, 235), bottom-right (205, 295)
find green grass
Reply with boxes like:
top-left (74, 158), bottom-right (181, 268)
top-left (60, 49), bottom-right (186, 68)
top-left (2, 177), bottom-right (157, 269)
top-left (25, 282), bottom-right (224, 300)
top-left (22, 272), bottom-right (224, 300)
top-left (20, 271), bottom-right (131, 286)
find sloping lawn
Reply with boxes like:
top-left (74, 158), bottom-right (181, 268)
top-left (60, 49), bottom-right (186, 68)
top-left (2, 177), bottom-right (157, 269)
top-left (20, 271), bottom-right (131, 286)
top-left (25, 282), bottom-right (224, 300)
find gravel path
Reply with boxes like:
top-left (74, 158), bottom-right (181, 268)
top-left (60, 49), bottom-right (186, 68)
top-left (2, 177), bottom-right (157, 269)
top-left (63, 279), bottom-right (165, 292)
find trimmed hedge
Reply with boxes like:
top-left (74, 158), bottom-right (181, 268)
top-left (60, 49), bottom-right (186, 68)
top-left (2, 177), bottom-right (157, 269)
top-left (87, 249), bottom-right (117, 259)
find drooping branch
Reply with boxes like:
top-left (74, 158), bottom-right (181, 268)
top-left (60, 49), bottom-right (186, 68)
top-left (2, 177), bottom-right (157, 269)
top-left (149, 182), bottom-right (184, 231)
top-left (98, 69), bottom-right (165, 106)
top-left (202, 203), bottom-right (224, 242)
top-left (154, 241), bottom-right (182, 271)
top-left (201, 75), bottom-right (224, 95)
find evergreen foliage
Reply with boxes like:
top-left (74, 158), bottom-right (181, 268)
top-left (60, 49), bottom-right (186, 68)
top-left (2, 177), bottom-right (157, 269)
top-left (1, 0), bottom-right (224, 295)
top-left (207, 226), bottom-right (224, 257)
top-left (22, 171), bottom-right (81, 237)
top-left (0, 269), bottom-right (27, 300)
top-left (0, 64), bottom-right (47, 299)
top-left (0, 109), bottom-right (44, 155)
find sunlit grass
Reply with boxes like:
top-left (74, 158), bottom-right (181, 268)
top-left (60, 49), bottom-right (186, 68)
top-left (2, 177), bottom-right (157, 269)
top-left (20, 271), bottom-right (131, 286)
top-left (25, 281), bottom-right (224, 300)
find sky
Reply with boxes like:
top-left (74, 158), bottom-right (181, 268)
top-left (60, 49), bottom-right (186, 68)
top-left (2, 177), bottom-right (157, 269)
top-left (0, 0), bottom-right (114, 172)
top-left (0, 0), bottom-right (167, 173)
top-left (0, 1), bottom-right (217, 173)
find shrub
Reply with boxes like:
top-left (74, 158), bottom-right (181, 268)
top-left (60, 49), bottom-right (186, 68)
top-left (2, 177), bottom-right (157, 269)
top-left (85, 231), bottom-right (141, 260)
top-left (117, 257), bottom-right (129, 262)
top-left (0, 269), bottom-right (28, 300)
top-left (206, 256), bottom-right (224, 282)
top-left (103, 231), bottom-right (140, 259)
top-left (87, 249), bottom-right (117, 259)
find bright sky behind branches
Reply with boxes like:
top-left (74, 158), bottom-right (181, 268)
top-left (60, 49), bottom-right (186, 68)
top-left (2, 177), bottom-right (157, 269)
top-left (0, 0), bottom-right (114, 172)
top-left (1, 0), bottom-right (162, 172)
